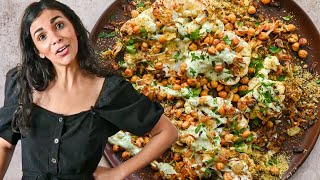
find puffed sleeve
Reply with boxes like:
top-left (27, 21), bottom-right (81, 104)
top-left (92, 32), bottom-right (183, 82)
top-left (94, 75), bottom-right (164, 136)
top-left (0, 67), bottom-right (21, 145)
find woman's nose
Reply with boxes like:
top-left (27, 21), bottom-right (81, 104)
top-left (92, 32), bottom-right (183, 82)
top-left (52, 37), bottom-right (62, 45)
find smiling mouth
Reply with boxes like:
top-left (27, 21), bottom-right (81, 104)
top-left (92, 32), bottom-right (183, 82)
top-left (56, 45), bottom-right (69, 54)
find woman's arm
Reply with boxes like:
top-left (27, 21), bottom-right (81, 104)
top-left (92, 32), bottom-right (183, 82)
top-left (0, 137), bottom-right (15, 179)
top-left (94, 114), bottom-right (178, 180)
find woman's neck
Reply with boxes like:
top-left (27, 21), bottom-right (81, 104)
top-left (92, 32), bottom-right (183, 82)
top-left (52, 61), bottom-right (88, 91)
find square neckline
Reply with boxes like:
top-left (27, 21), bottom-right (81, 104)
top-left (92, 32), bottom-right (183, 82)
top-left (32, 77), bottom-right (107, 117)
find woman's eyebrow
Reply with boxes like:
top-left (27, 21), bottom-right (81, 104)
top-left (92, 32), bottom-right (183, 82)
top-left (33, 15), bottom-right (63, 36)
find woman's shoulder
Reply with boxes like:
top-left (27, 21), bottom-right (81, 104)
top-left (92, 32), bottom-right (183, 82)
top-left (3, 66), bottom-right (20, 106)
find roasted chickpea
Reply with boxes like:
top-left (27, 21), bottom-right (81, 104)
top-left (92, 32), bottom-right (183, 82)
top-left (173, 84), bottom-right (182, 90)
top-left (166, 94), bottom-right (174, 101)
top-left (263, 23), bottom-right (271, 31)
top-left (175, 109), bottom-right (182, 118)
top-left (211, 80), bottom-right (219, 88)
top-left (215, 64), bottom-right (224, 72)
top-left (187, 78), bottom-right (197, 87)
top-left (133, 25), bottom-right (140, 34)
top-left (248, 6), bottom-right (256, 14)
top-left (131, 75), bottom-right (139, 83)
top-left (208, 46), bottom-right (217, 55)
top-left (125, 68), bottom-right (134, 77)
top-left (258, 32), bottom-right (269, 40)
top-left (240, 76), bottom-right (249, 84)
top-left (155, 21), bottom-right (162, 28)
top-left (227, 13), bottom-right (237, 23)
top-left (182, 121), bottom-right (191, 129)
top-left (200, 78), bottom-right (208, 86)
top-left (216, 43), bottom-right (225, 51)
top-left (189, 43), bottom-right (198, 51)
top-left (112, 145), bottom-right (120, 152)
top-left (292, 42), bottom-right (300, 51)
top-left (122, 151), bottom-right (131, 159)
top-left (173, 153), bottom-right (181, 161)
top-left (248, 67), bottom-right (255, 74)
top-left (288, 34), bottom-right (298, 43)
top-left (267, 121), bottom-right (274, 128)
top-left (232, 94), bottom-right (240, 102)
top-left (270, 166), bottom-right (280, 176)
top-left (242, 130), bottom-right (251, 138)
top-left (217, 84), bottom-right (224, 92)
top-left (286, 24), bottom-right (296, 32)
top-left (219, 105), bottom-right (226, 116)
top-left (232, 37), bottom-right (240, 46)
top-left (235, 45), bottom-right (244, 53)
top-left (215, 30), bottom-right (224, 39)
top-left (131, 10), bottom-right (139, 18)
top-left (213, 39), bottom-right (221, 46)
top-left (180, 62), bottom-right (188, 72)
top-left (261, 0), bottom-right (271, 5)
top-left (248, 27), bottom-right (255, 37)
top-left (161, 79), bottom-right (168, 86)
top-left (239, 85), bottom-right (248, 92)
top-left (158, 35), bottom-right (167, 43)
top-left (223, 172), bottom-right (233, 180)
top-left (168, 77), bottom-right (176, 84)
top-left (225, 23), bottom-right (234, 31)
top-left (157, 91), bottom-right (167, 101)
top-left (299, 38), bottom-right (308, 46)
top-left (216, 163), bottom-right (225, 171)
top-left (224, 134), bottom-right (234, 142)
top-left (152, 47), bottom-right (161, 54)
top-left (298, 49), bottom-right (308, 59)
top-left (154, 62), bottom-right (163, 70)
top-left (218, 91), bottom-right (228, 99)
top-left (204, 36), bottom-right (214, 45)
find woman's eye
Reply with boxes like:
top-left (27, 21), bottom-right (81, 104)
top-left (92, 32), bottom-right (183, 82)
top-left (38, 34), bottom-right (46, 41)
top-left (56, 23), bottom-right (64, 29)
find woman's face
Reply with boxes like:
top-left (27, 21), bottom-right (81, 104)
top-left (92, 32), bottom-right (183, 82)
top-left (30, 9), bottom-right (78, 66)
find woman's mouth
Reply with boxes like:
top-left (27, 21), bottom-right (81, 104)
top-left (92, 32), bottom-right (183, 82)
top-left (56, 45), bottom-right (70, 56)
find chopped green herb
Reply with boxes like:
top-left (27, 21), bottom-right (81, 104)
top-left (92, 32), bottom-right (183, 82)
top-left (195, 123), bottom-right (204, 133)
top-left (126, 45), bottom-right (136, 54)
top-left (98, 32), bottom-right (115, 38)
top-left (246, 133), bottom-right (253, 142)
top-left (190, 29), bottom-right (200, 40)
top-left (136, 3), bottom-right (145, 8)
top-left (191, 53), bottom-right (200, 61)
top-left (282, 15), bottom-right (292, 21)
top-left (202, 147), bottom-right (207, 151)
top-left (255, 22), bottom-right (261, 27)
top-left (190, 68), bottom-right (197, 77)
top-left (223, 35), bottom-right (232, 45)
top-left (252, 144), bottom-right (261, 150)
top-left (237, 21), bottom-right (243, 26)
top-left (192, 88), bottom-right (201, 97)
top-left (109, 15), bottom-right (116, 20)
top-left (239, 89), bottom-right (252, 96)
top-left (166, 84), bottom-right (173, 88)
top-left (269, 46), bottom-right (282, 53)
top-left (278, 75), bottom-right (286, 81)
top-left (140, 27), bottom-right (148, 39)
top-left (204, 168), bottom-right (211, 175)
top-left (235, 142), bottom-right (248, 153)
top-left (316, 80), bottom-right (320, 84)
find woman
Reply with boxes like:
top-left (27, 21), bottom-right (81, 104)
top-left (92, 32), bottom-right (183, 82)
top-left (0, 0), bottom-right (178, 179)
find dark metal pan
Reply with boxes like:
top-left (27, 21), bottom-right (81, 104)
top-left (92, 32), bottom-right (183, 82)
top-left (90, 0), bottom-right (320, 179)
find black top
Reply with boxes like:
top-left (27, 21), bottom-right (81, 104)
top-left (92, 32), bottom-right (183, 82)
top-left (0, 68), bottom-right (164, 180)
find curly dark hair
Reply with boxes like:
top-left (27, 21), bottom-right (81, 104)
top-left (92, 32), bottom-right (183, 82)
top-left (12, 0), bottom-right (114, 133)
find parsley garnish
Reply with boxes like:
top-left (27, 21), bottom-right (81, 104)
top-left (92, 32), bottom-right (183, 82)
top-left (269, 46), bottom-right (281, 53)
top-left (278, 75), bottom-right (286, 81)
top-left (190, 29), bottom-right (200, 40)
top-left (189, 68), bottom-right (197, 77)
top-left (109, 15), bottom-right (116, 20)
top-left (140, 27), bottom-right (148, 39)
top-left (126, 45), bottom-right (136, 54)
top-left (246, 134), bottom-right (253, 142)
top-left (252, 144), bottom-right (261, 150)
top-left (282, 15), bottom-right (292, 21)
top-left (136, 3), bottom-right (145, 8)
top-left (98, 32), bottom-right (115, 38)
top-left (195, 123), bottom-right (204, 133)
top-left (223, 35), bottom-right (232, 45)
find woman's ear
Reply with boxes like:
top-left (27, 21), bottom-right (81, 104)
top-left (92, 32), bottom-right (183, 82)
top-left (39, 53), bottom-right (45, 59)
top-left (34, 48), bottom-right (45, 59)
